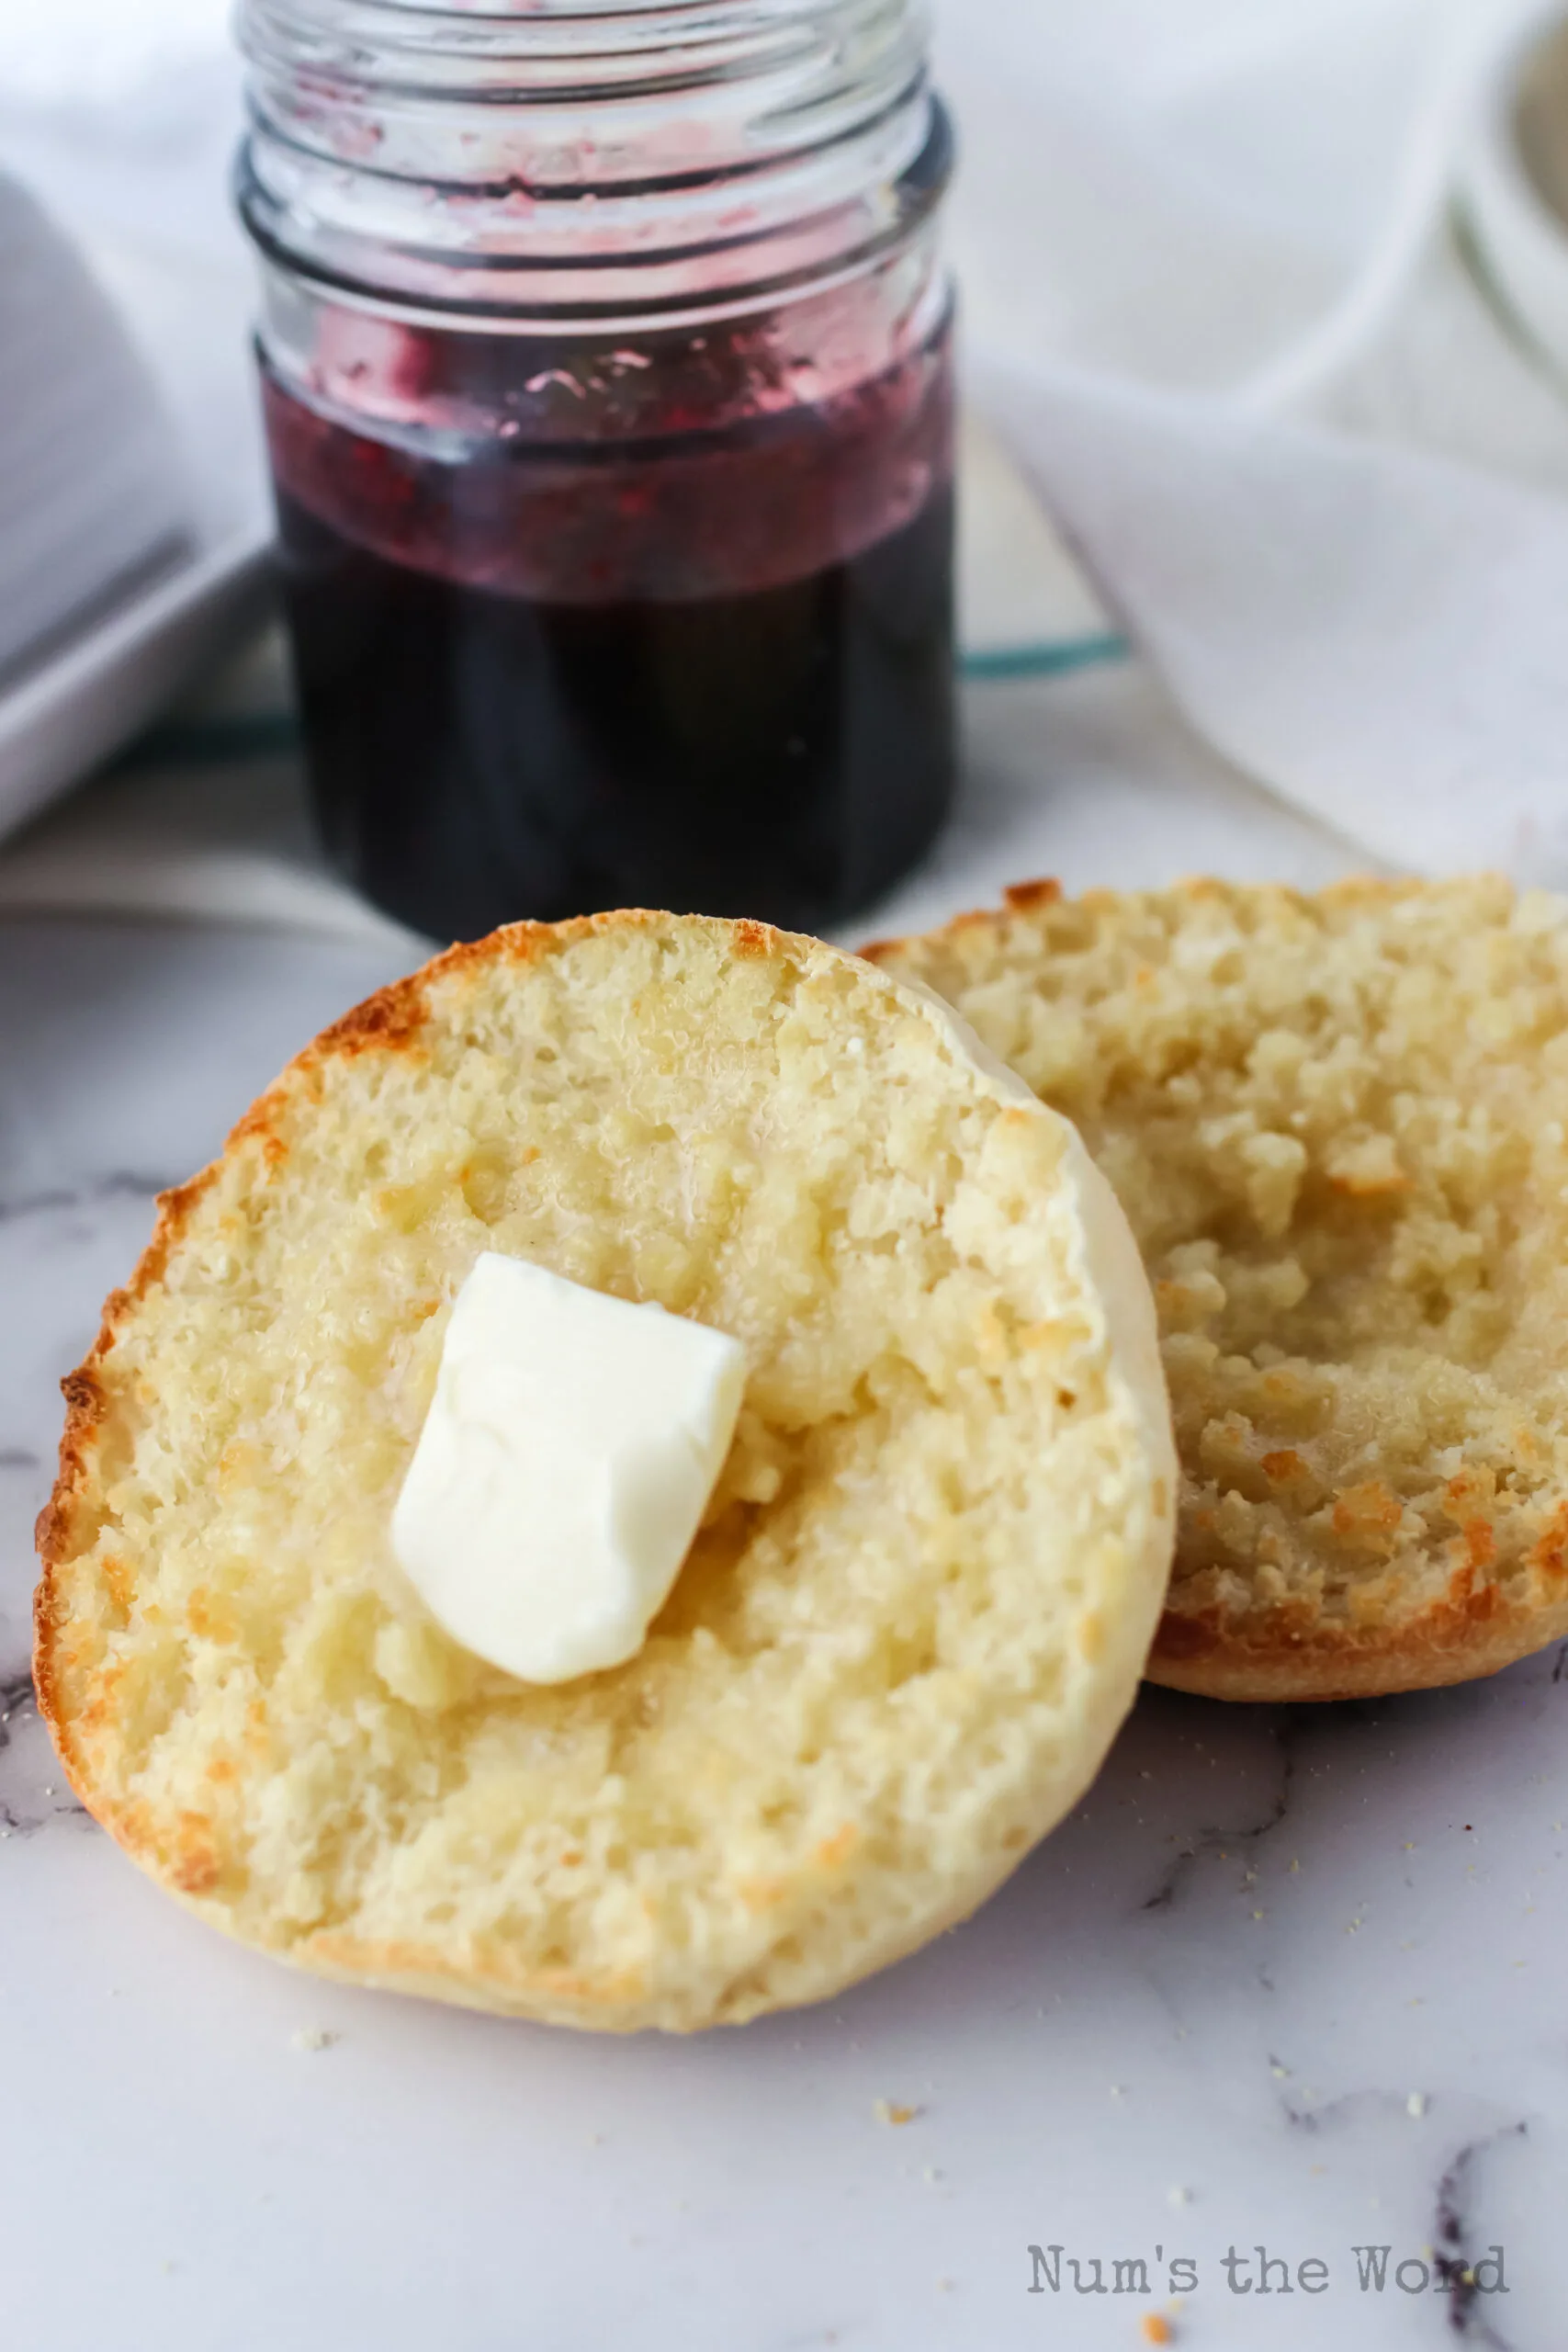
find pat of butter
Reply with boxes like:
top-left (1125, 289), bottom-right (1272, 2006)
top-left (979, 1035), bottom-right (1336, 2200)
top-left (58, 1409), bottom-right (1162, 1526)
top-left (392, 1252), bottom-right (746, 1684)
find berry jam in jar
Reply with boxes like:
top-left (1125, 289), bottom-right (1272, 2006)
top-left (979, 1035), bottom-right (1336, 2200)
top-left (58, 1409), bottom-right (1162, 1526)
top-left (237, 1), bottom-right (958, 941)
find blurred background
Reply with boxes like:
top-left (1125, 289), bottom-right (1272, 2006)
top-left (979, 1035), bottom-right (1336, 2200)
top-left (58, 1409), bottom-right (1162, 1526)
top-left (5, 0), bottom-right (1568, 936)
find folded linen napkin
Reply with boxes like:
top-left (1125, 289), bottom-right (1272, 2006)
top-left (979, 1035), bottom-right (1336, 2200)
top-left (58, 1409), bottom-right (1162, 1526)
top-left (938, 0), bottom-right (1568, 881)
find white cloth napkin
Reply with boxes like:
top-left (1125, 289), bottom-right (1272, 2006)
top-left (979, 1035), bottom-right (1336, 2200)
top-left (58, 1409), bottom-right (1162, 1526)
top-left (937, 0), bottom-right (1568, 882)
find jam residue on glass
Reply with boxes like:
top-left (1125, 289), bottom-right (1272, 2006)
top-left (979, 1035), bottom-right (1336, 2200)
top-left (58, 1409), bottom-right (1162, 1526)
top-left (263, 310), bottom-right (956, 942)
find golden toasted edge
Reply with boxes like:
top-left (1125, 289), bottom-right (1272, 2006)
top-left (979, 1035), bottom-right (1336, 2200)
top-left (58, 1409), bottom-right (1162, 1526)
top-left (864, 872), bottom-right (1568, 1703)
top-left (31, 910), bottom-right (809, 1825)
top-left (117, 1755), bottom-right (1077, 2032)
top-left (1146, 1596), bottom-right (1568, 1703)
top-left (290, 1821), bottom-right (1039, 2033)
top-left (862, 869), bottom-right (1467, 969)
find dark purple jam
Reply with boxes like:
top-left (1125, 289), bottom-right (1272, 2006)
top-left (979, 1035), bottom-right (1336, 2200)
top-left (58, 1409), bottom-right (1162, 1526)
top-left (263, 324), bottom-right (956, 942)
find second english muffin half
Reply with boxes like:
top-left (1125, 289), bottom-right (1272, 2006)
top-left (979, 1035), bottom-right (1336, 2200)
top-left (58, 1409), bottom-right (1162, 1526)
top-left (37, 912), bottom-right (1176, 2030)
top-left (869, 875), bottom-right (1568, 1702)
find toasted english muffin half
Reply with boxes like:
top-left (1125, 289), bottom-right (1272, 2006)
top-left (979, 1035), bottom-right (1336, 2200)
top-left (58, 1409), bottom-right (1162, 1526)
top-left (867, 875), bottom-right (1568, 1703)
top-left (36, 911), bottom-right (1174, 2030)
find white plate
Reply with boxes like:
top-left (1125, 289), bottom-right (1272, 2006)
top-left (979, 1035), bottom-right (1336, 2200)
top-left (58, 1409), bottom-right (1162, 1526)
top-left (0, 215), bottom-right (275, 843)
top-left (0, 526), bottom-right (274, 844)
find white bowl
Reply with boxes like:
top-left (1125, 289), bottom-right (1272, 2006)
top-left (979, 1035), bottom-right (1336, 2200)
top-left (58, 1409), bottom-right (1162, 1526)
top-left (0, 180), bottom-right (272, 848)
top-left (1461, 2), bottom-right (1568, 388)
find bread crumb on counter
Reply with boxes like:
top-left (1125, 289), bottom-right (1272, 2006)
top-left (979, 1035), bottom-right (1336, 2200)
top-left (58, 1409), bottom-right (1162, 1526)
top-left (290, 2027), bottom-right (339, 2052)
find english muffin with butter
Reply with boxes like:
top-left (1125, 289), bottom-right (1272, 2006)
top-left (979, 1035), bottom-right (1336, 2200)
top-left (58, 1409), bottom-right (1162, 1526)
top-left (868, 875), bottom-right (1568, 1703)
top-left (35, 912), bottom-right (1175, 2030)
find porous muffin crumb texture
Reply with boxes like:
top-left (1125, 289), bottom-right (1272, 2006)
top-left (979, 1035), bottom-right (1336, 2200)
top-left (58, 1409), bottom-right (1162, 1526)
top-left (36, 913), bottom-right (1173, 2029)
top-left (870, 876), bottom-right (1568, 1700)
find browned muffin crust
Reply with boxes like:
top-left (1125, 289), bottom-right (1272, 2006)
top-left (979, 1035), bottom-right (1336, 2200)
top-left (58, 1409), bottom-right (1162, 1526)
top-left (868, 876), bottom-right (1568, 1702)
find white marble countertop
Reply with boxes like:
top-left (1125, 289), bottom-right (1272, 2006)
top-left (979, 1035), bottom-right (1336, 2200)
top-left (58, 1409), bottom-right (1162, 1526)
top-left (3, 666), bottom-right (1562, 2352)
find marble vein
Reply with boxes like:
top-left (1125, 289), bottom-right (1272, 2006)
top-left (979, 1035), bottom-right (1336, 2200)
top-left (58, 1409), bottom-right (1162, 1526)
top-left (0, 1666), bottom-right (34, 1736)
top-left (1433, 2126), bottom-right (1529, 2346)
top-left (1139, 1704), bottom-right (1303, 1914)
top-left (0, 1170), bottom-right (176, 1224)
top-left (0, 1669), bottom-right (88, 1840)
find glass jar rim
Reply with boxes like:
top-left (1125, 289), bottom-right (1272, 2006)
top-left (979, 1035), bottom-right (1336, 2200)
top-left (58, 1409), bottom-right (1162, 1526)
top-left (239, 104), bottom-right (951, 329)
top-left (239, 2), bottom-right (930, 94)
top-left (236, 0), bottom-right (949, 324)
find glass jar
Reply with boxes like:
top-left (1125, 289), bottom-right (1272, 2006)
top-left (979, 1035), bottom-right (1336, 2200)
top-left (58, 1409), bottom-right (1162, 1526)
top-left (235, 0), bottom-right (957, 943)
